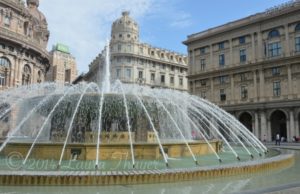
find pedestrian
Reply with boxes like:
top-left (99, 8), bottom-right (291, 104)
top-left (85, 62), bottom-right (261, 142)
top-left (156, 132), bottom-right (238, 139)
top-left (275, 133), bottom-right (280, 146)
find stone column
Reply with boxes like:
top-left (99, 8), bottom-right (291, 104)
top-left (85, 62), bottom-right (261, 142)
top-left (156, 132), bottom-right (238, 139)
top-left (284, 24), bottom-right (290, 57)
top-left (192, 50), bottom-right (195, 73)
top-left (210, 45), bottom-right (213, 69)
top-left (287, 64), bottom-right (293, 98)
top-left (253, 70), bottom-right (257, 102)
top-left (193, 80), bottom-right (196, 94)
top-left (251, 33), bottom-right (256, 62)
top-left (259, 68), bottom-right (265, 102)
top-left (210, 77), bottom-right (214, 102)
top-left (257, 32), bottom-right (263, 61)
top-left (229, 39), bottom-right (233, 66)
top-left (267, 119), bottom-right (272, 141)
top-left (260, 111), bottom-right (267, 141)
top-left (295, 117), bottom-right (300, 137)
top-left (255, 112), bottom-right (259, 138)
top-left (230, 74), bottom-right (235, 103)
top-left (289, 110), bottom-right (295, 141)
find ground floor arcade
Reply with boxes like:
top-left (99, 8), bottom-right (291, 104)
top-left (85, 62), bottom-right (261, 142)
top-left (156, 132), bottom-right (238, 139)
top-left (224, 100), bottom-right (300, 142)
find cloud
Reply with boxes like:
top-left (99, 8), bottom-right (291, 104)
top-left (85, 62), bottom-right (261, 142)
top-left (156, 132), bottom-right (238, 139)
top-left (170, 12), bottom-right (192, 28)
top-left (40, 0), bottom-right (157, 73)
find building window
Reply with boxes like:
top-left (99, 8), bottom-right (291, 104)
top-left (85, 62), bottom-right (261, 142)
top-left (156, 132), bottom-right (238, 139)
top-left (200, 59), bottom-right (206, 71)
top-left (272, 67), bottom-right (280, 76)
top-left (117, 57), bottom-right (121, 63)
top-left (116, 69), bottom-right (121, 78)
top-left (0, 57), bottom-right (10, 68)
top-left (4, 15), bottom-right (11, 27)
top-left (170, 55), bottom-right (173, 60)
top-left (151, 73), bottom-right (155, 81)
top-left (171, 66), bottom-right (174, 71)
top-left (126, 69), bottom-right (131, 78)
top-left (22, 65), bottom-right (31, 85)
top-left (161, 53), bottom-right (164, 58)
top-left (179, 78), bottom-right (183, 86)
top-left (218, 42), bottom-right (225, 50)
top-left (295, 37), bottom-right (300, 52)
top-left (240, 49), bottom-right (246, 63)
top-left (219, 54), bottom-right (225, 67)
top-left (127, 45), bottom-right (132, 52)
top-left (161, 64), bottom-right (166, 69)
top-left (268, 42), bottom-right (281, 57)
top-left (0, 43), bottom-right (5, 49)
top-left (138, 71), bottom-right (143, 79)
top-left (180, 68), bottom-right (183, 73)
top-left (151, 51), bottom-right (154, 56)
top-left (273, 81), bottom-right (281, 97)
top-left (200, 47), bottom-right (205, 54)
top-left (201, 91), bottom-right (206, 99)
top-left (170, 76), bottom-right (174, 84)
top-left (240, 73), bottom-right (246, 81)
top-left (127, 57), bottom-right (131, 63)
top-left (0, 73), bottom-right (5, 86)
top-left (161, 75), bottom-right (165, 84)
top-left (119, 34), bottom-right (122, 38)
top-left (296, 24), bottom-right (300, 32)
top-left (220, 89), bottom-right (226, 101)
top-left (219, 76), bottom-right (226, 84)
top-left (241, 86), bottom-right (248, 99)
top-left (139, 47), bottom-right (143, 54)
top-left (118, 44), bottom-right (122, 51)
top-left (268, 29), bottom-right (280, 39)
top-left (201, 80), bottom-right (206, 86)
top-left (239, 36), bottom-right (246, 44)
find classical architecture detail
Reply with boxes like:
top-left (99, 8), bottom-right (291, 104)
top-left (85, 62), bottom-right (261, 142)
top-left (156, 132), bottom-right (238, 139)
top-left (46, 44), bottom-right (78, 84)
top-left (184, 1), bottom-right (300, 141)
top-left (0, 0), bottom-right (50, 91)
top-left (83, 12), bottom-right (188, 91)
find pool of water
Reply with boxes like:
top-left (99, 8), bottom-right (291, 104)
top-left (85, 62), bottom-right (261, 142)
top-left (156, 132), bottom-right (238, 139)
top-left (0, 149), bottom-right (299, 193)
top-left (0, 146), bottom-right (274, 171)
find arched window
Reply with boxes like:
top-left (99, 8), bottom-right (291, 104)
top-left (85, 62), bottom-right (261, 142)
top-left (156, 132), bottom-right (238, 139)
top-left (0, 57), bottom-right (10, 68)
top-left (22, 65), bottom-right (31, 85)
top-left (0, 57), bottom-right (11, 87)
top-left (295, 24), bottom-right (300, 32)
top-left (268, 29), bottom-right (280, 39)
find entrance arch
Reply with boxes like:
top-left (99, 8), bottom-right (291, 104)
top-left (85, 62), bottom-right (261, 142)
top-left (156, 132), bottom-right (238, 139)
top-left (239, 112), bottom-right (253, 132)
top-left (270, 110), bottom-right (287, 141)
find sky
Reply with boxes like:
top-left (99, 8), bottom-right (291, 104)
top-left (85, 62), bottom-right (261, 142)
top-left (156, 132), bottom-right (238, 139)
top-left (39, 0), bottom-right (290, 74)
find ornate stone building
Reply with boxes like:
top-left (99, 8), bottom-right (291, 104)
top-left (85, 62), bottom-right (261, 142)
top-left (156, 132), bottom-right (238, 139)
top-left (46, 43), bottom-right (78, 84)
top-left (84, 12), bottom-right (188, 91)
top-left (184, 1), bottom-right (300, 141)
top-left (0, 0), bottom-right (50, 91)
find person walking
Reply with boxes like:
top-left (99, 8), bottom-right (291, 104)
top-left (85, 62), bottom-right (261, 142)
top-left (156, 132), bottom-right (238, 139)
top-left (275, 133), bottom-right (280, 146)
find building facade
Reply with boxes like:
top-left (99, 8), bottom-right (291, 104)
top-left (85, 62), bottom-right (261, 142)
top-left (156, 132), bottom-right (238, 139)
top-left (46, 44), bottom-right (77, 84)
top-left (184, 1), bottom-right (300, 141)
top-left (0, 0), bottom-right (50, 91)
top-left (84, 12), bottom-right (188, 91)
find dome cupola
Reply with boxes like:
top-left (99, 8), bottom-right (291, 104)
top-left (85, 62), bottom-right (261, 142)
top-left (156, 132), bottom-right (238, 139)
top-left (111, 11), bottom-right (139, 42)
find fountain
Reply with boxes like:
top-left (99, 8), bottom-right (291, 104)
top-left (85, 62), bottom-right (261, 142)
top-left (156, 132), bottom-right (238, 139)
top-left (0, 40), bottom-right (295, 186)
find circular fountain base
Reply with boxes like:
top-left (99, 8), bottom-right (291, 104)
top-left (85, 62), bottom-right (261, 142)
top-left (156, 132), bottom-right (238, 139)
top-left (0, 153), bottom-right (294, 186)
top-left (2, 140), bottom-right (222, 161)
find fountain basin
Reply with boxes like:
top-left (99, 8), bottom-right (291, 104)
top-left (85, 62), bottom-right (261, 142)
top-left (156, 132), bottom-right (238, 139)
top-left (0, 151), bottom-right (294, 186)
top-left (2, 140), bottom-right (222, 161)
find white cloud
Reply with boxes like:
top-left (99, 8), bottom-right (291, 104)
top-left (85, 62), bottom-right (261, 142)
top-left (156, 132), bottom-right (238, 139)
top-left (170, 12), bottom-right (192, 28)
top-left (39, 0), bottom-right (157, 73)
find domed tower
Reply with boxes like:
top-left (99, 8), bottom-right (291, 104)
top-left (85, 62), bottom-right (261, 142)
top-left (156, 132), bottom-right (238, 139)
top-left (111, 11), bottom-right (139, 43)
top-left (26, 0), bottom-right (49, 48)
